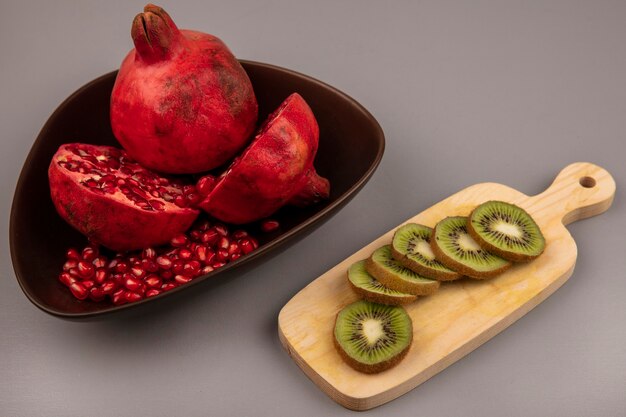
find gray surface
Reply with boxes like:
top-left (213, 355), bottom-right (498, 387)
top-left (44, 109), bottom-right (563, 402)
top-left (1, 0), bottom-right (625, 416)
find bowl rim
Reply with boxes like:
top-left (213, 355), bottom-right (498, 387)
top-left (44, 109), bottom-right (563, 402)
top-left (9, 59), bottom-right (385, 319)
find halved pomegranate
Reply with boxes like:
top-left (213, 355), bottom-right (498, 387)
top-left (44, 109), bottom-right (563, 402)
top-left (48, 143), bottom-right (199, 251)
top-left (198, 93), bottom-right (330, 224)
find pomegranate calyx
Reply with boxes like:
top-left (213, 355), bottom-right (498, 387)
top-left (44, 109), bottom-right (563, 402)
top-left (287, 169), bottom-right (330, 207)
top-left (131, 4), bottom-right (181, 64)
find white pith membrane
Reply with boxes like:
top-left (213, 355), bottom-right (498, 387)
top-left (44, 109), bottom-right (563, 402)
top-left (458, 233), bottom-right (482, 252)
top-left (416, 240), bottom-right (436, 260)
top-left (362, 319), bottom-right (384, 345)
top-left (57, 144), bottom-right (195, 211)
top-left (493, 221), bottom-right (524, 238)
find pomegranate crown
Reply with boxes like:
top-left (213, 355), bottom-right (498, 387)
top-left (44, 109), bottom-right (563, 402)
top-left (131, 4), bottom-right (181, 63)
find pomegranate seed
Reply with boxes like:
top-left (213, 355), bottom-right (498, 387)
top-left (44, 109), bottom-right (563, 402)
top-left (59, 272), bottom-right (75, 287)
top-left (186, 193), bottom-right (201, 206)
top-left (214, 224), bottom-right (228, 237)
top-left (233, 230), bottom-right (248, 239)
top-left (130, 265), bottom-right (146, 279)
top-left (63, 260), bottom-right (78, 271)
top-left (174, 275), bottom-right (192, 284)
top-left (201, 265), bottom-right (214, 274)
top-left (161, 270), bottom-right (174, 280)
top-left (194, 245), bottom-right (208, 262)
top-left (174, 195), bottom-right (187, 208)
top-left (92, 256), bottom-right (107, 268)
top-left (124, 275), bottom-right (142, 292)
top-left (66, 248), bottom-right (80, 260)
top-left (94, 268), bottom-right (109, 284)
top-left (249, 237), bottom-right (259, 249)
top-left (171, 234), bottom-right (188, 247)
top-left (196, 175), bottom-right (216, 196)
top-left (228, 242), bottom-right (241, 256)
top-left (89, 287), bottom-right (106, 302)
top-left (82, 280), bottom-right (95, 289)
top-left (68, 267), bottom-right (82, 279)
top-left (204, 250), bottom-right (216, 265)
top-left (146, 289), bottom-right (161, 298)
top-left (218, 237), bottom-right (230, 250)
top-left (178, 248), bottom-right (193, 260)
top-left (144, 275), bottom-right (162, 288)
top-left (261, 220), bottom-right (280, 233)
top-left (156, 256), bottom-right (172, 270)
top-left (142, 259), bottom-right (159, 273)
top-left (212, 261), bottom-right (226, 269)
top-left (112, 289), bottom-right (127, 305)
top-left (125, 291), bottom-right (143, 303)
top-left (172, 259), bottom-right (185, 275)
top-left (101, 281), bottom-right (118, 294)
top-left (114, 261), bottom-right (128, 273)
top-left (197, 220), bottom-right (211, 231)
top-left (201, 230), bottom-right (219, 245)
top-left (142, 248), bottom-right (156, 259)
top-left (217, 249), bottom-right (229, 262)
top-left (69, 282), bottom-right (88, 300)
top-left (230, 253), bottom-right (241, 261)
top-left (81, 246), bottom-right (98, 261)
top-left (190, 230), bottom-right (202, 241)
top-left (161, 283), bottom-right (177, 291)
top-left (182, 185), bottom-right (196, 195)
top-left (239, 239), bottom-right (255, 255)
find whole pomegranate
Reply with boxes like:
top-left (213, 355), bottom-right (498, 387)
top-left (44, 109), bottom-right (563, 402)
top-left (110, 4), bottom-right (258, 174)
top-left (198, 93), bottom-right (330, 224)
top-left (48, 143), bottom-right (199, 251)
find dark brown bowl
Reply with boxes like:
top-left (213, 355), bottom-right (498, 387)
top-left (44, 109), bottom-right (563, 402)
top-left (9, 60), bottom-right (385, 319)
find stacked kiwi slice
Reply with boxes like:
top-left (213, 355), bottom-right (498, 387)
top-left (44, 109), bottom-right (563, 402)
top-left (334, 200), bottom-right (545, 374)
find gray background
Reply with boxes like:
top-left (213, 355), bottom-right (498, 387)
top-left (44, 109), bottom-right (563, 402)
top-left (1, 0), bottom-right (625, 416)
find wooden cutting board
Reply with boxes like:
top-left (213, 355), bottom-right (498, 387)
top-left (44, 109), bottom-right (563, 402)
top-left (278, 162), bottom-right (616, 411)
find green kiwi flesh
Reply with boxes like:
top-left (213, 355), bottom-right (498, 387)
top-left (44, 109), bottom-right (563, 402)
top-left (468, 201), bottom-right (545, 262)
top-left (391, 223), bottom-right (462, 281)
top-left (347, 261), bottom-right (417, 305)
top-left (334, 300), bottom-right (413, 373)
top-left (366, 245), bottom-right (440, 295)
top-left (431, 216), bottom-right (511, 279)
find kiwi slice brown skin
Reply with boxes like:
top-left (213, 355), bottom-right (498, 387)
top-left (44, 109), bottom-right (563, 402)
top-left (390, 224), bottom-right (462, 281)
top-left (365, 246), bottom-right (440, 296)
top-left (333, 301), bottom-right (413, 374)
top-left (467, 201), bottom-right (546, 263)
top-left (347, 272), bottom-right (417, 306)
top-left (431, 217), bottom-right (512, 280)
top-left (333, 334), bottom-right (412, 374)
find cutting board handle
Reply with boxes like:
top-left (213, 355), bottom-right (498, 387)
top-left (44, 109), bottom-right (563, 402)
top-left (527, 162), bottom-right (616, 225)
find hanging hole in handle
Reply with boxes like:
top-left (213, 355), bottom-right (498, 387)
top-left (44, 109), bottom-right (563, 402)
top-left (579, 176), bottom-right (596, 188)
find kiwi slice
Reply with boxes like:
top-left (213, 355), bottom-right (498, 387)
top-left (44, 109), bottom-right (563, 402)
top-left (347, 260), bottom-right (417, 305)
top-left (366, 245), bottom-right (440, 295)
top-left (468, 201), bottom-right (545, 262)
top-left (431, 216), bottom-right (511, 279)
top-left (391, 223), bottom-right (462, 281)
top-left (334, 300), bottom-right (413, 373)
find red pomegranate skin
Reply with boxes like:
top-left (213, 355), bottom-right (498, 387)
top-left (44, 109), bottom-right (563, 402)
top-left (110, 4), bottom-right (258, 174)
top-left (49, 143), bottom-right (199, 251)
top-left (198, 93), bottom-right (330, 224)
